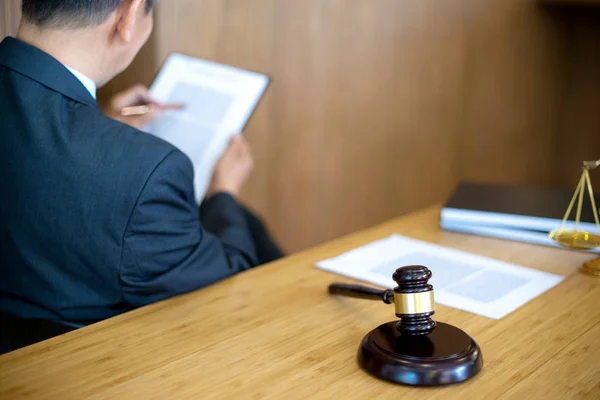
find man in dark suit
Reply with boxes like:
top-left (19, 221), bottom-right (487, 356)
top-left (0, 0), bottom-right (283, 351)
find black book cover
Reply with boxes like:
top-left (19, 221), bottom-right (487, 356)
top-left (443, 182), bottom-right (599, 224)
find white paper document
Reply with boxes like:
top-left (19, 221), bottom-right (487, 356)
top-left (316, 234), bottom-right (564, 319)
top-left (145, 53), bottom-right (269, 203)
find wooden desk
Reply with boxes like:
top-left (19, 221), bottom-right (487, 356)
top-left (1, 206), bottom-right (599, 399)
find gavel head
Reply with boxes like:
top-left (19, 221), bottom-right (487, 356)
top-left (392, 265), bottom-right (436, 336)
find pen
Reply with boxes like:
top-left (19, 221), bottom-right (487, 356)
top-left (120, 103), bottom-right (185, 116)
top-left (120, 104), bottom-right (155, 116)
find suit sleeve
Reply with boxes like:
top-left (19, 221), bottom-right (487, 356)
top-left (119, 150), bottom-right (258, 308)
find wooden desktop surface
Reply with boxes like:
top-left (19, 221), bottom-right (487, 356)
top-left (1, 206), bottom-right (599, 399)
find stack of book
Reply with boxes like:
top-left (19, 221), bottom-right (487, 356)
top-left (441, 182), bottom-right (600, 253)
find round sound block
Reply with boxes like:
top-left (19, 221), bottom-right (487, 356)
top-left (358, 321), bottom-right (483, 386)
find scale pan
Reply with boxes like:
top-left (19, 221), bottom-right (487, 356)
top-left (549, 229), bottom-right (600, 250)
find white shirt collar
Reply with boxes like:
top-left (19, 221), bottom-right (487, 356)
top-left (65, 66), bottom-right (97, 100)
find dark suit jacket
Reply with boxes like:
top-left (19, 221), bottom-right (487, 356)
top-left (0, 37), bottom-right (259, 326)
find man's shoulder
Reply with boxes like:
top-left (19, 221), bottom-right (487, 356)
top-left (71, 104), bottom-right (193, 172)
top-left (61, 104), bottom-right (196, 206)
top-left (76, 105), bottom-right (176, 155)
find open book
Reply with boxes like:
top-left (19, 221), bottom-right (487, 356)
top-left (144, 53), bottom-right (270, 203)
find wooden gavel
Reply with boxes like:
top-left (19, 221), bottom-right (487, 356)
top-left (327, 265), bottom-right (483, 386)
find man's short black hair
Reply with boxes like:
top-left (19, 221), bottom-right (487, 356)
top-left (22, 0), bottom-right (157, 29)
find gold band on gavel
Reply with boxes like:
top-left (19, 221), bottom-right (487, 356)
top-left (394, 291), bottom-right (435, 315)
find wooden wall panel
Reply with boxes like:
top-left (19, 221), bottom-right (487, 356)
top-left (553, 9), bottom-right (600, 190)
top-left (460, 0), bottom-right (567, 186)
top-left (99, 0), bottom-right (570, 253)
top-left (0, 0), bottom-right (21, 40)
top-left (142, 0), bottom-right (470, 251)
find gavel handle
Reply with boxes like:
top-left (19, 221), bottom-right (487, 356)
top-left (328, 283), bottom-right (394, 304)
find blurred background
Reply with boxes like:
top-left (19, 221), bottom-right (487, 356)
top-left (2, 0), bottom-right (599, 253)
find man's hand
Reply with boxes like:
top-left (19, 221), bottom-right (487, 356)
top-left (104, 84), bottom-right (184, 130)
top-left (207, 135), bottom-right (254, 198)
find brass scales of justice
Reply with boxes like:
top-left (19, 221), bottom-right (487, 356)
top-left (549, 158), bottom-right (600, 276)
